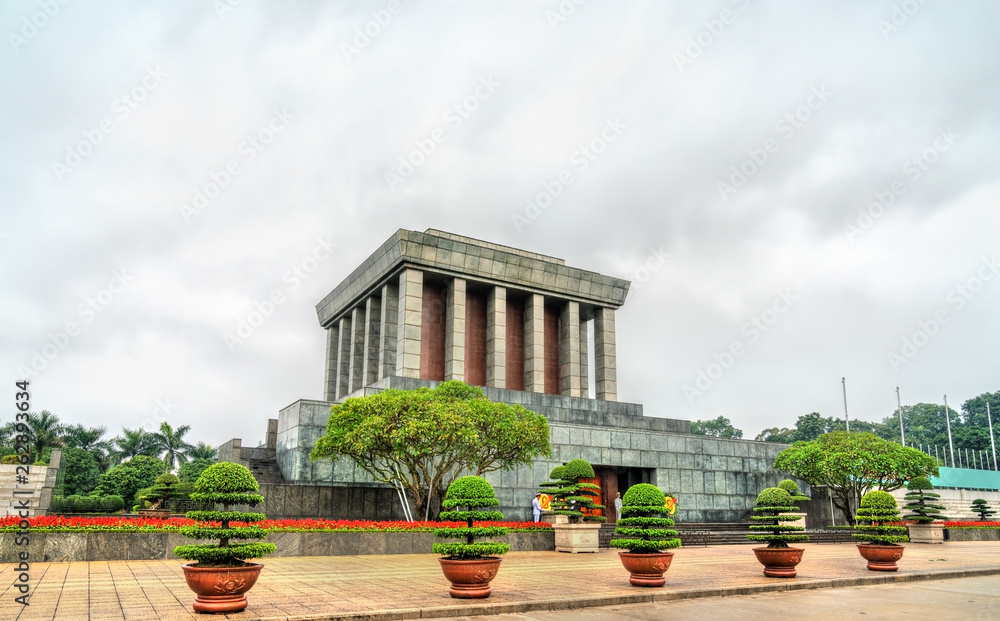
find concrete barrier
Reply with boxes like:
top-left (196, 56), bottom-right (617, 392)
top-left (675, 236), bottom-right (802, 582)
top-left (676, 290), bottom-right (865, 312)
top-left (0, 530), bottom-right (554, 563)
top-left (945, 528), bottom-right (1000, 542)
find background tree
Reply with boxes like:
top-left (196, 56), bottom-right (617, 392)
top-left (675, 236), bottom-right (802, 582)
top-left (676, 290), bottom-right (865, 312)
top-left (310, 381), bottom-right (551, 519)
top-left (61, 424), bottom-right (112, 472)
top-left (773, 431), bottom-right (938, 525)
top-left (61, 447), bottom-right (101, 496)
top-left (690, 416), bottom-right (743, 439)
top-left (26, 410), bottom-right (66, 463)
top-left (179, 457), bottom-right (217, 483)
top-left (109, 427), bottom-right (159, 465)
top-left (188, 442), bottom-right (218, 461)
top-left (95, 455), bottom-right (167, 509)
top-left (151, 422), bottom-right (195, 470)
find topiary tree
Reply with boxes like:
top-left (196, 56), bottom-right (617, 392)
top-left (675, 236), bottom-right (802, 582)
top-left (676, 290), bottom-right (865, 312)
top-left (609, 484), bottom-right (681, 553)
top-left (777, 479), bottom-right (809, 502)
top-left (538, 459), bottom-right (606, 523)
top-left (971, 499), bottom-right (996, 521)
top-left (853, 490), bottom-right (908, 545)
top-left (139, 473), bottom-right (181, 510)
top-left (173, 462), bottom-right (275, 566)
top-left (747, 487), bottom-right (809, 548)
top-left (902, 476), bottom-right (946, 523)
top-left (433, 476), bottom-right (510, 559)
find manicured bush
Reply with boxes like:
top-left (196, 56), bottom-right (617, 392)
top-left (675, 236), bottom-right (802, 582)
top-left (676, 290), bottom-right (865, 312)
top-left (853, 490), bottom-right (908, 545)
top-left (173, 462), bottom-right (275, 566)
top-left (538, 459), bottom-right (606, 523)
top-left (777, 479), bottom-right (809, 502)
top-left (971, 499), bottom-right (996, 521)
top-left (95, 455), bottom-right (167, 509)
top-left (75, 496), bottom-right (96, 513)
top-left (902, 477), bottom-right (946, 523)
top-left (609, 484), bottom-right (681, 553)
top-left (747, 487), bottom-right (809, 548)
top-left (62, 447), bottom-right (101, 497)
top-left (433, 476), bottom-right (510, 559)
top-left (139, 473), bottom-right (181, 510)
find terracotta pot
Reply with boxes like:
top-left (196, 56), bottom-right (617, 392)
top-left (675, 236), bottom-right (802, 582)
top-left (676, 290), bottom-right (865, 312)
top-left (181, 563), bottom-right (263, 613)
top-left (138, 508), bottom-right (171, 519)
top-left (856, 544), bottom-right (904, 571)
top-left (752, 547), bottom-right (804, 578)
top-left (438, 557), bottom-right (502, 598)
top-left (617, 551), bottom-right (674, 587)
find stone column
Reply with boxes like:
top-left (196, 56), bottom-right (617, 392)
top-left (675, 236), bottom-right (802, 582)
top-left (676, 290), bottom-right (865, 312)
top-left (560, 301), bottom-right (581, 397)
top-left (486, 286), bottom-right (506, 388)
top-left (524, 294), bottom-right (545, 392)
top-left (335, 315), bottom-right (352, 399)
top-left (594, 307), bottom-right (617, 401)
top-left (363, 295), bottom-right (381, 386)
top-left (348, 306), bottom-right (366, 393)
top-left (445, 277), bottom-right (466, 381)
top-left (378, 281), bottom-right (398, 380)
top-left (323, 325), bottom-right (339, 401)
top-left (395, 268), bottom-right (423, 378)
top-left (579, 318), bottom-right (590, 399)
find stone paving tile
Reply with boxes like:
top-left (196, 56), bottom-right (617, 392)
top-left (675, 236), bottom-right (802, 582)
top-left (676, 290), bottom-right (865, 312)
top-left (0, 543), bottom-right (998, 620)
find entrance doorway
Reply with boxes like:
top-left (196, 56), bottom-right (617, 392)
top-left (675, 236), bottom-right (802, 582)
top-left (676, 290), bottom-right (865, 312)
top-left (592, 466), bottom-right (653, 523)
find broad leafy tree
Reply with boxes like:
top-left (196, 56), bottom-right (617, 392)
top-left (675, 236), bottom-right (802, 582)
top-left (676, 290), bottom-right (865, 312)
top-left (95, 455), bottom-right (167, 509)
top-left (61, 447), bottom-right (101, 496)
top-left (690, 416), bottom-right (743, 439)
top-left (310, 380), bottom-right (552, 519)
top-left (179, 457), bottom-right (217, 483)
top-left (773, 431), bottom-right (938, 525)
top-left (151, 422), bottom-right (195, 469)
top-left (61, 424), bottom-right (112, 472)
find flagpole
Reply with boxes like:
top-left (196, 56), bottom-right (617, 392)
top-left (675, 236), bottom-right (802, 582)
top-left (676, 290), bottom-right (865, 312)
top-left (943, 395), bottom-right (955, 468)
top-left (842, 377), bottom-right (850, 432)
top-left (896, 386), bottom-right (905, 446)
top-left (988, 401), bottom-right (997, 472)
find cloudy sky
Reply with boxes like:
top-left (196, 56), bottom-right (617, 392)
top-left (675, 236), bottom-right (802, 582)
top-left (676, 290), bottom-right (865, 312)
top-left (3, 1), bottom-right (998, 448)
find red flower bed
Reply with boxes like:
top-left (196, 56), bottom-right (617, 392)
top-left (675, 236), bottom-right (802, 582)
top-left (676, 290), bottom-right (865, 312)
top-left (0, 515), bottom-right (552, 533)
top-left (942, 521), bottom-right (1000, 528)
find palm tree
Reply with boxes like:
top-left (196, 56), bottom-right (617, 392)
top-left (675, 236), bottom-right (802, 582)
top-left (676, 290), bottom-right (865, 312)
top-left (109, 427), bottom-right (159, 465)
top-left (27, 411), bottom-right (66, 463)
top-left (187, 442), bottom-right (218, 461)
top-left (62, 424), bottom-right (112, 471)
top-left (151, 422), bottom-right (195, 470)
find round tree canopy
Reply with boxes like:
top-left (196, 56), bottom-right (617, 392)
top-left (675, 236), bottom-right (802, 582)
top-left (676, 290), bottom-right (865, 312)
top-left (907, 476), bottom-right (933, 491)
top-left (622, 483), bottom-right (666, 507)
top-left (755, 487), bottom-right (793, 507)
top-left (860, 490), bottom-right (897, 509)
top-left (446, 476), bottom-right (496, 500)
top-left (194, 462), bottom-right (260, 494)
top-left (562, 459), bottom-right (595, 480)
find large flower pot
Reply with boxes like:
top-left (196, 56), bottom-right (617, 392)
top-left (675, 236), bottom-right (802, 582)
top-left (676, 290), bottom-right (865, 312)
top-left (856, 544), bottom-right (904, 571)
top-left (752, 547), bottom-right (804, 578)
top-left (181, 562), bottom-right (263, 613)
top-left (907, 523), bottom-right (944, 544)
top-left (617, 551), bottom-right (674, 587)
top-left (553, 522), bottom-right (602, 553)
top-left (438, 557), bottom-right (502, 599)
top-left (138, 508), bottom-right (171, 519)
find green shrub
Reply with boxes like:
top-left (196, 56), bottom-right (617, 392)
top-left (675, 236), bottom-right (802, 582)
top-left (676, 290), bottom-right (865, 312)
top-left (902, 477), bottom-right (946, 523)
top-left (538, 459), bottom-right (606, 523)
top-left (49, 496), bottom-right (63, 513)
top-left (62, 447), bottom-right (101, 497)
top-left (853, 490), bottom-right (908, 545)
top-left (971, 499), bottom-right (996, 521)
top-left (777, 479), bottom-right (809, 502)
top-left (1, 454), bottom-right (24, 464)
top-left (433, 476), bottom-right (510, 559)
top-left (173, 462), bottom-right (274, 566)
top-left (609, 484), bottom-right (681, 553)
top-left (747, 487), bottom-right (809, 548)
top-left (178, 458), bottom-right (217, 483)
top-left (95, 456), bottom-right (167, 509)
top-left (139, 473), bottom-right (181, 510)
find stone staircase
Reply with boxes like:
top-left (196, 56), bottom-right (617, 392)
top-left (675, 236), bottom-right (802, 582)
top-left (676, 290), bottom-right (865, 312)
top-left (246, 459), bottom-right (285, 485)
top-left (0, 464), bottom-right (49, 517)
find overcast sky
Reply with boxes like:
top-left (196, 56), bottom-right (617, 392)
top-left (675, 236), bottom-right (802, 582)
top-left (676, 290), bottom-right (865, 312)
top-left (2, 1), bottom-right (998, 448)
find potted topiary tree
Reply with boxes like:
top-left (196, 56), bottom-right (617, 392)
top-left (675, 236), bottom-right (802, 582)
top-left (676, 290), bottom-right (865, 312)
top-left (747, 487), bottom-right (809, 577)
top-left (609, 483), bottom-right (681, 586)
top-left (433, 476), bottom-right (509, 599)
top-left (903, 476), bottom-right (947, 543)
top-left (971, 499), bottom-right (996, 521)
top-left (777, 479), bottom-right (810, 530)
top-left (539, 458), bottom-right (606, 553)
top-left (138, 473), bottom-right (180, 518)
top-left (173, 462), bottom-right (276, 613)
top-left (853, 490), bottom-right (909, 571)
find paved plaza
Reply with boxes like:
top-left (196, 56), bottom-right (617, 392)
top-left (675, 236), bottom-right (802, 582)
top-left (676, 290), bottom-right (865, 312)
top-left (1, 542), bottom-right (999, 620)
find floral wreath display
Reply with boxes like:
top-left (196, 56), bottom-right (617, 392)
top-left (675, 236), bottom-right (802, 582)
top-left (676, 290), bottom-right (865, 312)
top-left (539, 493), bottom-right (551, 511)
top-left (663, 495), bottom-right (677, 515)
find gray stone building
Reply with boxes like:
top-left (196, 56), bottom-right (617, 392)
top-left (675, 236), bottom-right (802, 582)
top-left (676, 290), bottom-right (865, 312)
top-left (221, 229), bottom-right (805, 524)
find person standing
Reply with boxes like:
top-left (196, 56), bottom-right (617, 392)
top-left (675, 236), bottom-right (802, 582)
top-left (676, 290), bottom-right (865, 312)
top-left (532, 493), bottom-right (542, 522)
top-left (614, 492), bottom-right (622, 521)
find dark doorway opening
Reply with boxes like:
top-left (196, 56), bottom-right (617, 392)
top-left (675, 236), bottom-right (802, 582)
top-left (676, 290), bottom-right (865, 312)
top-left (592, 466), bottom-right (653, 523)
